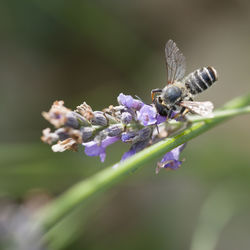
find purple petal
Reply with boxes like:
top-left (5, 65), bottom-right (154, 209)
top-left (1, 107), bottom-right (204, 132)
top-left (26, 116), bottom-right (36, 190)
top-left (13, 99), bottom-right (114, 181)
top-left (83, 136), bottom-right (120, 162)
top-left (117, 93), bottom-right (143, 110)
top-left (101, 136), bottom-right (120, 147)
top-left (83, 140), bottom-right (105, 159)
top-left (132, 99), bottom-right (144, 110)
top-left (121, 148), bottom-right (136, 161)
top-left (161, 144), bottom-right (183, 162)
top-left (137, 105), bottom-right (157, 126)
top-left (155, 111), bottom-right (178, 124)
top-left (156, 144), bottom-right (186, 173)
top-left (156, 114), bottom-right (167, 124)
top-left (99, 152), bottom-right (106, 162)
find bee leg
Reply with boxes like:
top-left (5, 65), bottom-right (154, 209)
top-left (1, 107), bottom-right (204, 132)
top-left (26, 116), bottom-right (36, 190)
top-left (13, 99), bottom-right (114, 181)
top-left (167, 109), bottom-right (173, 119)
top-left (171, 107), bottom-right (189, 120)
top-left (151, 88), bottom-right (162, 102)
top-left (179, 107), bottom-right (186, 115)
top-left (181, 108), bottom-right (190, 116)
top-left (172, 113), bottom-right (179, 120)
top-left (155, 124), bottom-right (160, 134)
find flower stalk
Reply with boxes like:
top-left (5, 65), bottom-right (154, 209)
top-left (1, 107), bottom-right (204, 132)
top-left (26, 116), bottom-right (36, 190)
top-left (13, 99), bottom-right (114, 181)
top-left (36, 94), bottom-right (250, 231)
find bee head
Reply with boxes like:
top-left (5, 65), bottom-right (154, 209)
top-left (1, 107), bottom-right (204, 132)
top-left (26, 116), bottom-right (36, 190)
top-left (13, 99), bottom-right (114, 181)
top-left (161, 86), bottom-right (182, 105)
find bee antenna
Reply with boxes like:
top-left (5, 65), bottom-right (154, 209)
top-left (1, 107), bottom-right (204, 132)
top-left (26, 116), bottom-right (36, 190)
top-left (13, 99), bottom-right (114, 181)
top-left (134, 95), bottom-right (143, 102)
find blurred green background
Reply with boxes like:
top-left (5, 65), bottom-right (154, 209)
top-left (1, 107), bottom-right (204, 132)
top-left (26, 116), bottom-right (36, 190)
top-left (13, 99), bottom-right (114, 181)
top-left (1, 0), bottom-right (250, 249)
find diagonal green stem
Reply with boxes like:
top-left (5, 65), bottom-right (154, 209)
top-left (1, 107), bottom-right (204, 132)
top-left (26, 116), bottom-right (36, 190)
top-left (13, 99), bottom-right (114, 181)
top-left (185, 106), bottom-right (250, 123)
top-left (35, 94), bottom-right (250, 231)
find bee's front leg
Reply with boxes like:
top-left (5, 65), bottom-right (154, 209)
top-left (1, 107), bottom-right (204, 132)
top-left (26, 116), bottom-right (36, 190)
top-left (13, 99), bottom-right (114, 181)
top-left (151, 88), bottom-right (162, 102)
top-left (180, 107), bottom-right (190, 116)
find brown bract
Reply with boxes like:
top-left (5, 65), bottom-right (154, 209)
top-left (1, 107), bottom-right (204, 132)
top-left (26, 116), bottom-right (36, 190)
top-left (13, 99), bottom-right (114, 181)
top-left (51, 128), bottom-right (82, 152)
top-left (42, 100), bottom-right (71, 128)
top-left (50, 128), bottom-right (82, 152)
top-left (75, 102), bottom-right (94, 121)
top-left (64, 128), bottom-right (82, 144)
top-left (41, 128), bottom-right (59, 144)
top-left (52, 138), bottom-right (78, 152)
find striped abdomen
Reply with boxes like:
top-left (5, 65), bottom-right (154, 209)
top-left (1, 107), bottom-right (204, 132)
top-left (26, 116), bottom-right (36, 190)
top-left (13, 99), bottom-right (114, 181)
top-left (184, 67), bottom-right (218, 95)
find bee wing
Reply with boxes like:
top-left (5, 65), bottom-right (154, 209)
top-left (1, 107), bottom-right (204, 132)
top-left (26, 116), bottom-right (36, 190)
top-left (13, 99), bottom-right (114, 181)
top-left (180, 101), bottom-right (214, 117)
top-left (165, 40), bottom-right (186, 84)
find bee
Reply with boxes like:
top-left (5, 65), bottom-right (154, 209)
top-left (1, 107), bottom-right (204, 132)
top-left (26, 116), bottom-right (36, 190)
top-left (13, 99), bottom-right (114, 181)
top-left (151, 39), bottom-right (218, 118)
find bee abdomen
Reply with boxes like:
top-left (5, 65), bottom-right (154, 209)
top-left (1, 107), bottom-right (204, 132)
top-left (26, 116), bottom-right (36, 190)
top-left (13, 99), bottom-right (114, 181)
top-left (184, 67), bottom-right (218, 95)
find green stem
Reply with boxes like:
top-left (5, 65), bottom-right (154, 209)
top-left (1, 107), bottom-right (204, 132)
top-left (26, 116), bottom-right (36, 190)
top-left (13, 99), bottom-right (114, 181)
top-left (36, 94), bottom-right (250, 231)
top-left (186, 106), bottom-right (250, 123)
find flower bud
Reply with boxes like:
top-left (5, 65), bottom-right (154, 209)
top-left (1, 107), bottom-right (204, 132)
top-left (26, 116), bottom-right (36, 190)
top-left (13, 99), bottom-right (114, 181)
top-left (72, 112), bottom-right (90, 127)
top-left (81, 126), bottom-right (95, 142)
top-left (103, 113), bottom-right (118, 124)
top-left (65, 112), bottom-right (79, 128)
top-left (106, 124), bottom-right (124, 137)
top-left (137, 127), bottom-right (152, 140)
top-left (55, 128), bottom-right (69, 141)
top-left (91, 111), bottom-right (108, 126)
top-left (121, 112), bottom-right (132, 124)
top-left (121, 131), bottom-right (137, 142)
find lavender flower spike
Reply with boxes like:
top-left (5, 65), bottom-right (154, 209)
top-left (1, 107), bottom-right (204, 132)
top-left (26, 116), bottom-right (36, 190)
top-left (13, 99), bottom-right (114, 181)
top-left (41, 92), bottom-right (188, 171)
top-left (156, 144), bottom-right (186, 174)
top-left (83, 136), bottom-right (120, 162)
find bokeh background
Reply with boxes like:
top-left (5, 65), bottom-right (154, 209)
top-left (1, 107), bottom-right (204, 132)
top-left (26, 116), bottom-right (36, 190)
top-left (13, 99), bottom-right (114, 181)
top-left (1, 0), bottom-right (250, 249)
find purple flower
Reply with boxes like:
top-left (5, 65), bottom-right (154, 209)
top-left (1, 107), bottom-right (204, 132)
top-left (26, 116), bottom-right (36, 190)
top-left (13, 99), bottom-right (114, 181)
top-left (137, 104), bottom-right (168, 125)
top-left (117, 93), bottom-right (143, 110)
top-left (137, 104), bottom-right (158, 126)
top-left (83, 136), bottom-right (120, 162)
top-left (156, 144), bottom-right (186, 174)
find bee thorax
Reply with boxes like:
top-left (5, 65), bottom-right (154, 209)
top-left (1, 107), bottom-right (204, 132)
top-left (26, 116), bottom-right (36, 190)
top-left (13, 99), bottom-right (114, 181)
top-left (161, 86), bottom-right (182, 104)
